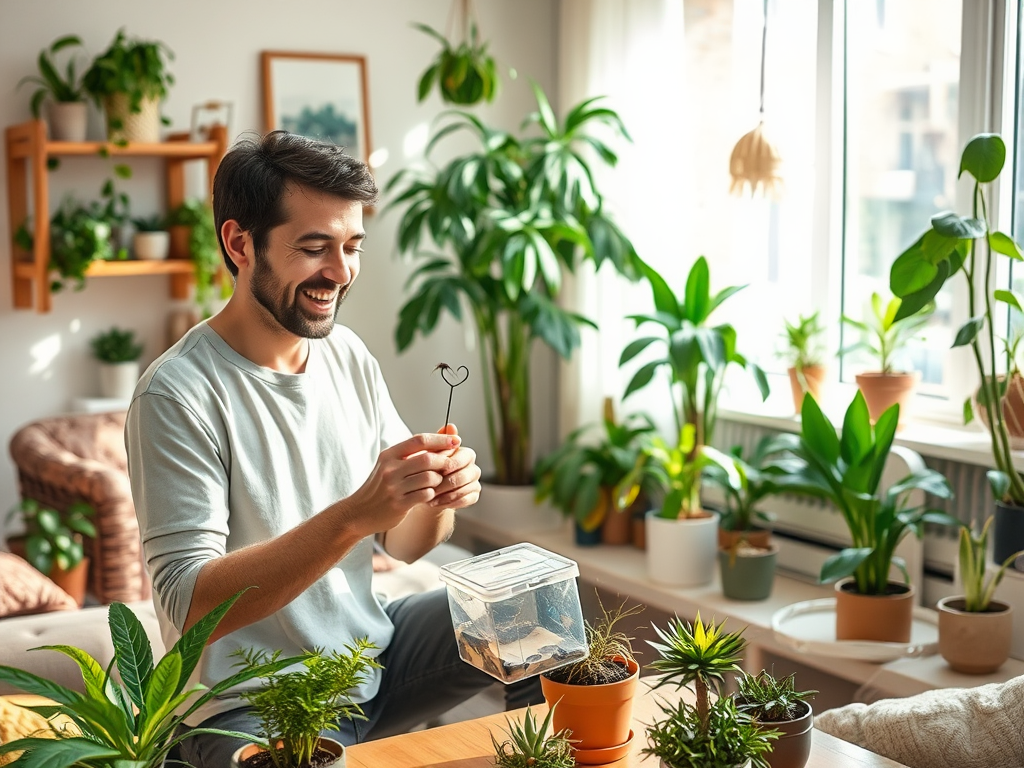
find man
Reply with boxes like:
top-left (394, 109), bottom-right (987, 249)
top-left (125, 131), bottom-right (503, 768)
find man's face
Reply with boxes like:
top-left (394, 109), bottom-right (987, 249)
top-left (249, 184), bottom-right (365, 339)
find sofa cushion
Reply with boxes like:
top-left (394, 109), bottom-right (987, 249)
top-left (0, 553), bottom-right (76, 618)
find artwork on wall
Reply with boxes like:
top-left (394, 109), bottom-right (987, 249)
top-left (261, 51), bottom-right (371, 165)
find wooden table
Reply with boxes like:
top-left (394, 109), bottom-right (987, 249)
top-left (346, 677), bottom-right (908, 767)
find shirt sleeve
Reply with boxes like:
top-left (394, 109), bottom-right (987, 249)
top-left (125, 391), bottom-right (230, 632)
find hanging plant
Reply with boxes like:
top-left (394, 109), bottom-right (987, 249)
top-left (413, 0), bottom-right (498, 106)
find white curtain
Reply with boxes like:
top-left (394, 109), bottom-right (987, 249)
top-left (557, 0), bottom-right (687, 438)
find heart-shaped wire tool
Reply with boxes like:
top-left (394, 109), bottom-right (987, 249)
top-left (434, 363), bottom-right (470, 429)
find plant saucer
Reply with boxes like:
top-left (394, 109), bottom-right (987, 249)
top-left (572, 728), bottom-right (634, 765)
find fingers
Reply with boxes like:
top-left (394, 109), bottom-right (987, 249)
top-left (438, 424), bottom-right (459, 436)
top-left (394, 431), bottom-right (461, 459)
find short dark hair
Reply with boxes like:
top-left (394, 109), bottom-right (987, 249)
top-left (212, 131), bottom-right (379, 275)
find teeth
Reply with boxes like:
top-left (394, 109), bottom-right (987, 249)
top-left (304, 290), bottom-right (335, 301)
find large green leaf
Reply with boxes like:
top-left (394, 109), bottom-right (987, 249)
top-left (839, 392), bottom-right (872, 468)
top-left (989, 230), bottom-right (1024, 260)
top-left (171, 590), bottom-right (248, 696)
top-left (0, 665), bottom-right (80, 706)
top-left (819, 548), bottom-right (873, 584)
top-left (799, 394), bottom-right (840, 466)
top-left (36, 645), bottom-right (105, 702)
top-left (930, 211), bottom-right (986, 239)
top-left (109, 602), bottom-right (154, 711)
top-left (683, 257), bottom-right (711, 324)
top-left (952, 316), bottom-right (986, 348)
top-left (0, 737), bottom-right (120, 768)
top-left (959, 133), bottom-right (1005, 183)
top-left (139, 652), bottom-right (182, 744)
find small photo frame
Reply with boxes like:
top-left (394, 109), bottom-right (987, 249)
top-left (261, 51), bottom-right (372, 165)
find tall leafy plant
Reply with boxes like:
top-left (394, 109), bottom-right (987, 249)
top-left (889, 133), bottom-right (1024, 505)
top-left (387, 82), bottom-right (641, 485)
top-left (620, 257), bottom-right (769, 460)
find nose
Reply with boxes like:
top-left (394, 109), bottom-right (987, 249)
top-left (322, 247), bottom-right (355, 285)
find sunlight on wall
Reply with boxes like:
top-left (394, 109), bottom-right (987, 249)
top-left (29, 334), bottom-right (61, 380)
top-left (403, 123), bottom-right (429, 159)
top-left (368, 147), bottom-right (389, 169)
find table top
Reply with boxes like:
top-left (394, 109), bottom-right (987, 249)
top-left (345, 677), bottom-right (908, 768)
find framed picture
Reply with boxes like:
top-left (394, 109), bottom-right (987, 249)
top-left (261, 51), bottom-right (372, 165)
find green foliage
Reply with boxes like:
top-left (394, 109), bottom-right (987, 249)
top-left (769, 392), bottom-right (960, 595)
top-left (841, 292), bottom-right (933, 374)
top-left (543, 599), bottom-right (642, 686)
top-left (47, 197), bottom-right (125, 292)
top-left (642, 696), bottom-right (777, 768)
top-left (0, 591), bottom-right (304, 768)
top-left (83, 29), bottom-right (174, 112)
top-left (414, 21), bottom-right (498, 106)
top-left (959, 516), bottom-right (1023, 612)
top-left (233, 640), bottom-right (381, 768)
top-left (131, 213), bottom-right (166, 232)
top-left (703, 436), bottom-right (779, 534)
top-left (735, 669), bottom-right (816, 723)
top-left (781, 311), bottom-right (826, 370)
top-left (387, 81), bottom-right (641, 485)
top-left (534, 410), bottom-right (656, 530)
top-left (169, 199), bottom-right (229, 318)
top-left (90, 326), bottom-right (143, 363)
top-left (490, 705), bottom-right (574, 768)
top-left (17, 35), bottom-right (86, 117)
top-left (616, 424), bottom-right (738, 520)
top-left (889, 133), bottom-right (1024, 504)
top-left (6, 498), bottom-right (95, 576)
top-left (620, 257), bottom-right (769, 453)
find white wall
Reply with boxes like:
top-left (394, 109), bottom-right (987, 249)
top-left (0, 0), bottom-right (559, 534)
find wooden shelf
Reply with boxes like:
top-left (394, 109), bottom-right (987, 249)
top-left (4, 119), bottom-right (228, 312)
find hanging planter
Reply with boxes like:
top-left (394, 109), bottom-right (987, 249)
top-left (414, 0), bottom-right (498, 106)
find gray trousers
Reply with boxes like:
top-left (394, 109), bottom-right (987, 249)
top-left (173, 588), bottom-right (542, 768)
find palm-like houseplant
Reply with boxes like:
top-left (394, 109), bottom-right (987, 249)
top-left (388, 82), bottom-right (641, 486)
top-left (0, 591), bottom-right (305, 768)
top-left (770, 392), bottom-right (959, 642)
top-left (889, 133), bottom-right (1024, 563)
top-left (781, 312), bottom-right (827, 414)
top-left (18, 34), bottom-right (89, 141)
top-left (644, 614), bottom-right (778, 768)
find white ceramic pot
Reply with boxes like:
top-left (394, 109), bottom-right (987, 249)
top-left (98, 361), bottom-right (140, 400)
top-left (133, 231), bottom-right (170, 260)
top-left (471, 481), bottom-right (562, 531)
top-left (46, 101), bottom-right (88, 142)
top-left (646, 511), bottom-right (719, 587)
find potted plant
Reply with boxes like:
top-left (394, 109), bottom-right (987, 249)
top-left (621, 256), bottom-right (769, 455)
top-left (539, 600), bottom-right (643, 763)
top-left (82, 28), bottom-right (174, 143)
top-left (840, 291), bottom-right (933, 427)
top-left (644, 614), bottom-right (778, 768)
top-left (771, 392), bottom-right (959, 642)
top-left (17, 34), bottom-right (89, 141)
top-left (4, 498), bottom-right (95, 606)
top-left (131, 212), bottom-right (169, 260)
top-left (90, 326), bottom-right (144, 400)
top-left (973, 319), bottom-right (1024, 449)
top-left (616, 423), bottom-right (739, 587)
top-left (413, 1), bottom-right (498, 106)
top-left (890, 134), bottom-right (1024, 564)
top-left (229, 639), bottom-right (381, 768)
top-left (168, 198), bottom-right (229, 319)
top-left (735, 670), bottom-right (816, 768)
top-left (780, 312), bottom-right (827, 415)
top-left (534, 399), bottom-right (656, 545)
top-left (387, 82), bottom-right (641, 495)
top-left (0, 591), bottom-right (305, 768)
top-left (937, 515), bottom-right (1022, 674)
top-left (490, 705), bottom-right (574, 768)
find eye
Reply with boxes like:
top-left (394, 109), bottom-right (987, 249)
top-left (301, 246), bottom-right (328, 257)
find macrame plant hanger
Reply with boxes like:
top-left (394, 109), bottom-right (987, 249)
top-left (728, 0), bottom-right (783, 197)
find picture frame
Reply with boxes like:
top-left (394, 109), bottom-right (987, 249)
top-left (261, 51), bottom-right (372, 166)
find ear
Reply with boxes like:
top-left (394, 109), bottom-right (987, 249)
top-left (221, 220), bottom-right (251, 272)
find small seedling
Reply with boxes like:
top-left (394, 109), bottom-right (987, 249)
top-left (490, 704), bottom-right (575, 768)
top-left (434, 362), bottom-right (469, 428)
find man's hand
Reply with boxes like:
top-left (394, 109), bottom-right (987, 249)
top-left (430, 423), bottom-right (481, 510)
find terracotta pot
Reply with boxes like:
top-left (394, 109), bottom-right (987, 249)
top-left (601, 507), bottom-right (632, 545)
top-left (787, 365), bottom-right (826, 415)
top-left (834, 579), bottom-right (915, 643)
top-left (232, 738), bottom-right (345, 768)
top-left (937, 597), bottom-right (1013, 674)
top-left (49, 557), bottom-right (90, 607)
top-left (646, 511), bottom-right (718, 587)
top-left (854, 371), bottom-right (920, 428)
top-left (631, 512), bottom-right (647, 550)
top-left (973, 372), bottom-right (1024, 449)
top-left (718, 527), bottom-right (771, 550)
top-left (540, 656), bottom-right (638, 758)
top-left (718, 545), bottom-right (777, 601)
top-left (763, 699), bottom-right (813, 768)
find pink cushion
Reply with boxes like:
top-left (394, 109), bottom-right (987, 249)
top-left (0, 552), bottom-right (76, 617)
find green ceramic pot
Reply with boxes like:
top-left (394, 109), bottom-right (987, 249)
top-left (718, 546), bottom-right (777, 601)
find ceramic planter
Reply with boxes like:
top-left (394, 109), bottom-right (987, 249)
top-left (602, 508), bottom-right (632, 545)
top-left (993, 500), bottom-right (1024, 566)
top-left (646, 511), bottom-right (718, 587)
top-left (937, 597), bottom-right (1013, 674)
top-left (834, 579), bottom-right (915, 643)
top-left (854, 371), bottom-right (920, 428)
top-left (718, 545), bottom-right (777, 601)
top-left (973, 372), bottom-right (1024, 449)
top-left (98, 361), bottom-right (140, 400)
top-left (46, 101), bottom-right (88, 142)
top-left (133, 231), bottom-right (170, 260)
top-left (474, 481), bottom-right (561, 531)
top-left (541, 657), bottom-right (638, 764)
top-left (575, 521), bottom-right (602, 546)
top-left (718, 528), bottom-right (771, 550)
top-left (231, 738), bottom-right (346, 768)
top-left (787, 365), bottom-right (826, 415)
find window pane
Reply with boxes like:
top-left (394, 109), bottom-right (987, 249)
top-left (842, 0), bottom-right (962, 395)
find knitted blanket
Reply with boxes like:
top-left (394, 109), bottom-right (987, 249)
top-left (814, 676), bottom-right (1024, 768)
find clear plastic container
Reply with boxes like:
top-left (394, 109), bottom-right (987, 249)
top-left (439, 542), bottom-right (588, 683)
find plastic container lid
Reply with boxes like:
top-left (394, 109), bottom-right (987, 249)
top-left (439, 542), bottom-right (580, 602)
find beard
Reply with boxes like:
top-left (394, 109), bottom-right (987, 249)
top-left (250, 252), bottom-right (347, 339)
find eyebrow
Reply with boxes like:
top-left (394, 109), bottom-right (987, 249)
top-left (294, 231), bottom-right (367, 243)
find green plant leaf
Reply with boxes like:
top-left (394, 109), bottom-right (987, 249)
top-left (109, 601), bottom-right (154, 711)
top-left (683, 256), bottom-right (711, 324)
top-left (819, 548), bottom-right (873, 584)
top-left (959, 133), bottom-right (1005, 183)
top-left (989, 230), bottom-right (1024, 260)
top-left (0, 736), bottom-right (121, 768)
top-left (930, 211), bottom-right (986, 239)
top-left (952, 316), bottom-right (986, 347)
top-left (799, 394), bottom-right (839, 466)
